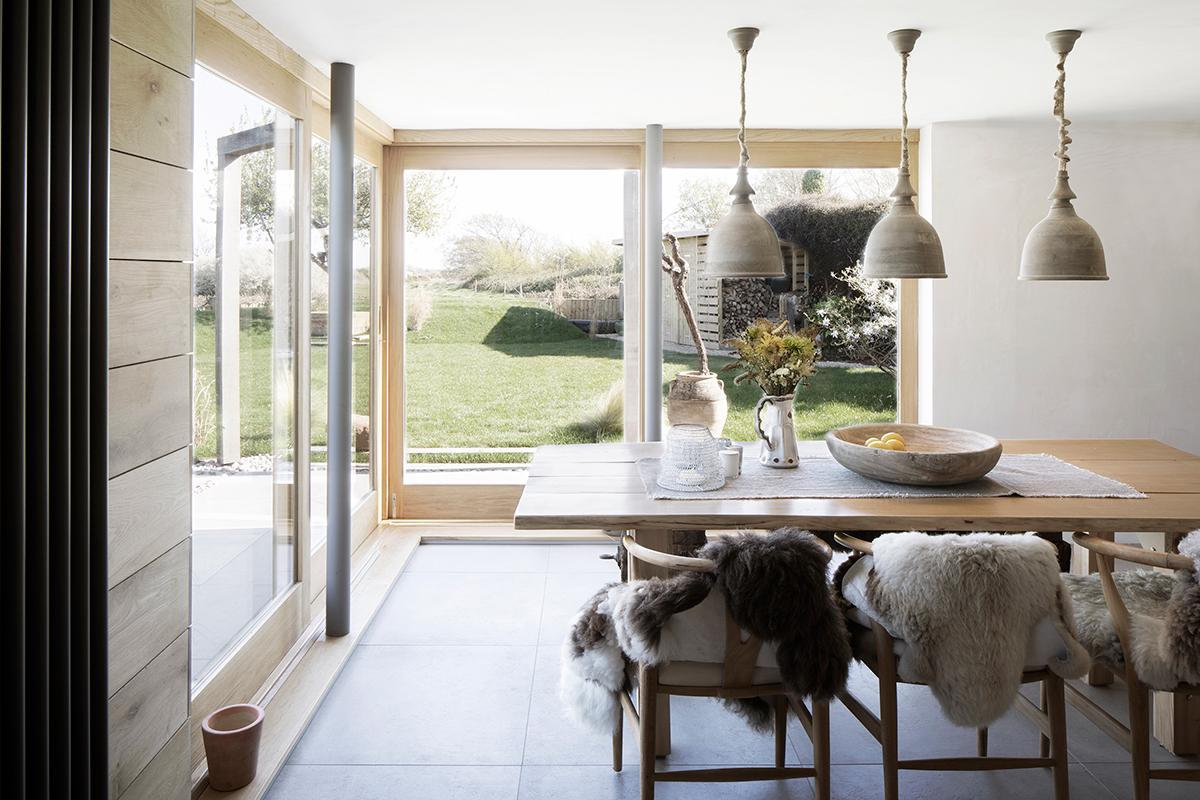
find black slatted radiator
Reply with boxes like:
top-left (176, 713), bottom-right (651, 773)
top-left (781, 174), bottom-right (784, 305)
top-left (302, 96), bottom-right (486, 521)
top-left (1, 0), bottom-right (111, 797)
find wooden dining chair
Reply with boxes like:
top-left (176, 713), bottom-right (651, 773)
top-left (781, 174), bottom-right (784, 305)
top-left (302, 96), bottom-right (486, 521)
top-left (1065, 532), bottom-right (1200, 800)
top-left (614, 534), bottom-right (832, 800)
top-left (833, 532), bottom-right (1073, 800)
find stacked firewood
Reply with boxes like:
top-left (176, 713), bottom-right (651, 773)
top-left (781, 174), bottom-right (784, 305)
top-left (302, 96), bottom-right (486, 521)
top-left (721, 278), bottom-right (777, 338)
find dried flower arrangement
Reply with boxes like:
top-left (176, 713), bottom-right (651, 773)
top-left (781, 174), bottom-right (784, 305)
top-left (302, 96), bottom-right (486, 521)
top-left (723, 319), bottom-right (819, 397)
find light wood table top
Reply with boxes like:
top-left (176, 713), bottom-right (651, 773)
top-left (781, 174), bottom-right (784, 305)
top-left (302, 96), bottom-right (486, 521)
top-left (514, 439), bottom-right (1200, 533)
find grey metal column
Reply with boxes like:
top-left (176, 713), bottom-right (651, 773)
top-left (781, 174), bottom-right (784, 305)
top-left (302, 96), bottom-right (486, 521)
top-left (642, 124), bottom-right (663, 441)
top-left (327, 62), bottom-right (354, 636)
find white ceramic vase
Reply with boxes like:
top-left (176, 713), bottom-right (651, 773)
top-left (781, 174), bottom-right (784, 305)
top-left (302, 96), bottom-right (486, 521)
top-left (753, 394), bottom-right (798, 468)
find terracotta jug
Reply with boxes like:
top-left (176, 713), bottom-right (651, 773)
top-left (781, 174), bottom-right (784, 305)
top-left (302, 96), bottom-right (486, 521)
top-left (666, 370), bottom-right (728, 437)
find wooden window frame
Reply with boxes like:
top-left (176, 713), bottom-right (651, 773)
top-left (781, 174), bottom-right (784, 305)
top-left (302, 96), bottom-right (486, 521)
top-left (383, 129), bottom-right (918, 521)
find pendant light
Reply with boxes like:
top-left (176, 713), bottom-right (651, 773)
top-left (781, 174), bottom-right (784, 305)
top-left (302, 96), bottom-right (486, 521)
top-left (706, 27), bottom-right (785, 279)
top-left (862, 29), bottom-right (946, 280)
top-left (1019, 30), bottom-right (1107, 280)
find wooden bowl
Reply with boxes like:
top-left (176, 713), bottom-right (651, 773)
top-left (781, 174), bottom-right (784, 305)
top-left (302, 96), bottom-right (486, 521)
top-left (825, 423), bottom-right (1002, 486)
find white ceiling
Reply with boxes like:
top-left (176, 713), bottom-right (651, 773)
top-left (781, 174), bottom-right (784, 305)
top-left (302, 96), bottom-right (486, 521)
top-left (236, 0), bottom-right (1200, 129)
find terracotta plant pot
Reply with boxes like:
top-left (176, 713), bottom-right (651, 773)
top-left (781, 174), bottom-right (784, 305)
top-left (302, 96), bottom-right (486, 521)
top-left (666, 370), bottom-right (728, 437)
top-left (202, 704), bottom-right (264, 792)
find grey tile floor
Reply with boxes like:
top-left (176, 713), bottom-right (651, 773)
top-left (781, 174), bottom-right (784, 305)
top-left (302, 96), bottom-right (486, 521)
top-left (267, 543), bottom-right (1199, 799)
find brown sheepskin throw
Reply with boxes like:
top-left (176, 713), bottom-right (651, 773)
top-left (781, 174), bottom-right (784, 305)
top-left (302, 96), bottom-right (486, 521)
top-left (840, 532), bottom-right (1090, 728)
top-left (560, 528), bottom-right (851, 734)
top-left (1063, 531), bottom-right (1200, 689)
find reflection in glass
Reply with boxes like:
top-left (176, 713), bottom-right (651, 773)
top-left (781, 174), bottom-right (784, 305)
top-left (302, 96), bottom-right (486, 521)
top-left (191, 67), bottom-right (297, 684)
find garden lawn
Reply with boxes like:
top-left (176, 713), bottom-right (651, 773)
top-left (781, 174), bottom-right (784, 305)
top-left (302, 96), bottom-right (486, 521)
top-left (405, 289), bottom-right (896, 461)
top-left (193, 309), bottom-right (371, 461)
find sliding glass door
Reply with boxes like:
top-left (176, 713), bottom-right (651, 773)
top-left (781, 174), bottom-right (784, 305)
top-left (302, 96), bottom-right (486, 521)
top-left (191, 66), bottom-right (298, 685)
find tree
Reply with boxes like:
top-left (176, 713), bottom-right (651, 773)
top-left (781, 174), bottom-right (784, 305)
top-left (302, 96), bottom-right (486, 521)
top-left (446, 213), bottom-right (543, 293)
top-left (310, 139), bottom-right (375, 272)
top-left (665, 177), bottom-right (728, 231)
top-left (405, 171), bottom-right (455, 235)
top-left (754, 169), bottom-right (826, 210)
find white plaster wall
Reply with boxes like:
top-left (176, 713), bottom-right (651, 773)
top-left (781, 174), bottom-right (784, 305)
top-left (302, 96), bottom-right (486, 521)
top-left (919, 121), bottom-right (1200, 454)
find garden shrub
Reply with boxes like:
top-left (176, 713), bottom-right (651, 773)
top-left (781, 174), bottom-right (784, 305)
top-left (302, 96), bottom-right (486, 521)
top-left (406, 286), bottom-right (434, 331)
top-left (764, 197), bottom-right (887, 298)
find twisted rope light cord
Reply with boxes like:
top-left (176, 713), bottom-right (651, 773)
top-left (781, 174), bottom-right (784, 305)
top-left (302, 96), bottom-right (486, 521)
top-left (899, 50), bottom-right (910, 173)
top-left (737, 48), bottom-right (749, 167)
top-left (1053, 51), bottom-right (1072, 174)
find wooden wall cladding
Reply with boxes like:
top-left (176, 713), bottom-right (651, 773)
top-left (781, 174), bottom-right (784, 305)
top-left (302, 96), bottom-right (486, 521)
top-left (109, 260), bottom-right (192, 368)
top-left (112, 0), bottom-right (195, 77)
top-left (108, 0), bottom-right (195, 797)
top-left (108, 540), bottom-right (191, 693)
top-left (108, 355), bottom-right (191, 478)
top-left (108, 447), bottom-right (191, 588)
top-left (108, 632), bottom-right (190, 799)
top-left (120, 723), bottom-right (190, 800)
top-left (110, 42), bottom-right (193, 168)
top-left (110, 152), bottom-right (192, 261)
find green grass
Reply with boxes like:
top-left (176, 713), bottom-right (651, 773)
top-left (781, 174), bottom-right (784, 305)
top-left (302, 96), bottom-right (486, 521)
top-left (405, 289), bottom-right (896, 461)
top-left (193, 309), bottom-right (370, 461)
top-left (192, 290), bottom-right (896, 463)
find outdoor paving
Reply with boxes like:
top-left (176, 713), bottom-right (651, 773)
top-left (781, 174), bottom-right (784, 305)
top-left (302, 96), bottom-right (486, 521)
top-left (267, 543), bottom-right (1199, 799)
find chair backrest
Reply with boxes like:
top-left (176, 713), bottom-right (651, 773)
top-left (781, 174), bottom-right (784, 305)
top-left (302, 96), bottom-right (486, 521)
top-left (1072, 532), bottom-right (1195, 663)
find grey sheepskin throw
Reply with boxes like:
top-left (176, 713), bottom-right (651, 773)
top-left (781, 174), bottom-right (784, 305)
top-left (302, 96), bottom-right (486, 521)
top-left (559, 528), bottom-right (851, 734)
top-left (840, 532), bottom-right (1090, 728)
top-left (1063, 531), bottom-right (1200, 689)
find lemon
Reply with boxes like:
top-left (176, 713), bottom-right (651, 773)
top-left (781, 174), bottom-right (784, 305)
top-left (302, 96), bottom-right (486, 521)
top-left (884, 439), bottom-right (906, 451)
top-left (864, 437), bottom-right (882, 446)
top-left (881, 432), bottom-right (906, 446)
top-left (866, 440), bottom-right (888, 450)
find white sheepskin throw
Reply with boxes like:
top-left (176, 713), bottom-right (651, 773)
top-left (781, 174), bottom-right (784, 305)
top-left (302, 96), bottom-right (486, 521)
top-left (1064, 530), bottom-right (1200, 689)
top-left (862, 532), bottom-right (1090, 727)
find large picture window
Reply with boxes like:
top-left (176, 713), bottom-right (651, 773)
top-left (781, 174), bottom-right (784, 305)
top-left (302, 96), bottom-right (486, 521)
top-left (191, 66), bottom-right (299, 685)
top-left (403, 168), bottom-right (635, 475)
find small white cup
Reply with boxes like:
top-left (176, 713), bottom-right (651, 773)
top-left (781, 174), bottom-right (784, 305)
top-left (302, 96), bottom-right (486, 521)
top-left (720, 447), bottom-right (742, 479)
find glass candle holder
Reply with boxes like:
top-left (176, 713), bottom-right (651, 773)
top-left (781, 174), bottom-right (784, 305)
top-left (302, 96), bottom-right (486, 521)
top-left (657, 424), bottom-right (726, 492)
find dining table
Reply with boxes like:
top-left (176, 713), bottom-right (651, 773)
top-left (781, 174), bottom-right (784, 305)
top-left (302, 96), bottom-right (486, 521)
top-left (513, 437), bottom-right (1200, 757)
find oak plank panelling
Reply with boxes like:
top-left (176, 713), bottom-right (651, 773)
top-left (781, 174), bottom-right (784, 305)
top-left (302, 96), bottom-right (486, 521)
top-left (108, 447), bottom-right (191, 588)
top-left (110, 42), bottom-right (193, 168)
top-left (108, 355), bottom-right (191, 477)
top-left (121, 723), bottom-right (190, 800)
top-left (109, 260), bottom-right (192, 367)
top-left (108, 540), bottom-right (190, 693)
top-left (108, 632), bottom-right (190, 799)
top-left (112, 0), bottom-right (194, 77)
top-left (110, 152), bottom-right (192, 261)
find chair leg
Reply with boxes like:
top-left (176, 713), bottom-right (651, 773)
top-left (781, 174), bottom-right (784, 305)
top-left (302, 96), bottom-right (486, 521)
top-left (812, 697), bottom-right (831, 800)
top-left (774, 695), bottom-right (788, 768)
top-left (638, 666), bottom-right (657, 800)
top-left (874, 625), bottom-right (900, 800)
top-left (1039, 681), bottom-right (1051, 758)
top-left (612, 697), bottom-right (623, 773)
top-left (1045, 674), bottom-right (1070, 800)
top-left (977, 726), bottom-right (989, 757)
top-left (1126, 669), bottom-right (1152, 800)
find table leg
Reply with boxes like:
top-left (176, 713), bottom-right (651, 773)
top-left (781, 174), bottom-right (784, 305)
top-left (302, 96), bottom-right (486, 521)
top-left (1152, 531), bottom-right (1200, 756)
top-left (1072, 531), bottom-right (1115, 687)
top-left (627, 528), bottom-right (705, 758)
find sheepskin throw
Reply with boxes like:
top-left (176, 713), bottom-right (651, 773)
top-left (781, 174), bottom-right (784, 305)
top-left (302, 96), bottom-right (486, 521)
top-left (560, 529), bottom-right (851, 734)
top-left (837, 532), bottom-right (1090, 728)
top-left (1063, 531), bottom-right (1200, 689)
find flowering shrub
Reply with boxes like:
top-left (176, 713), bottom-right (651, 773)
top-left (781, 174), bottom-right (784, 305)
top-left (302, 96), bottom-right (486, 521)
top-left (807, 262), bottom-right (897, 377)
top-left (723, 319), bottom-right (819, 397)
